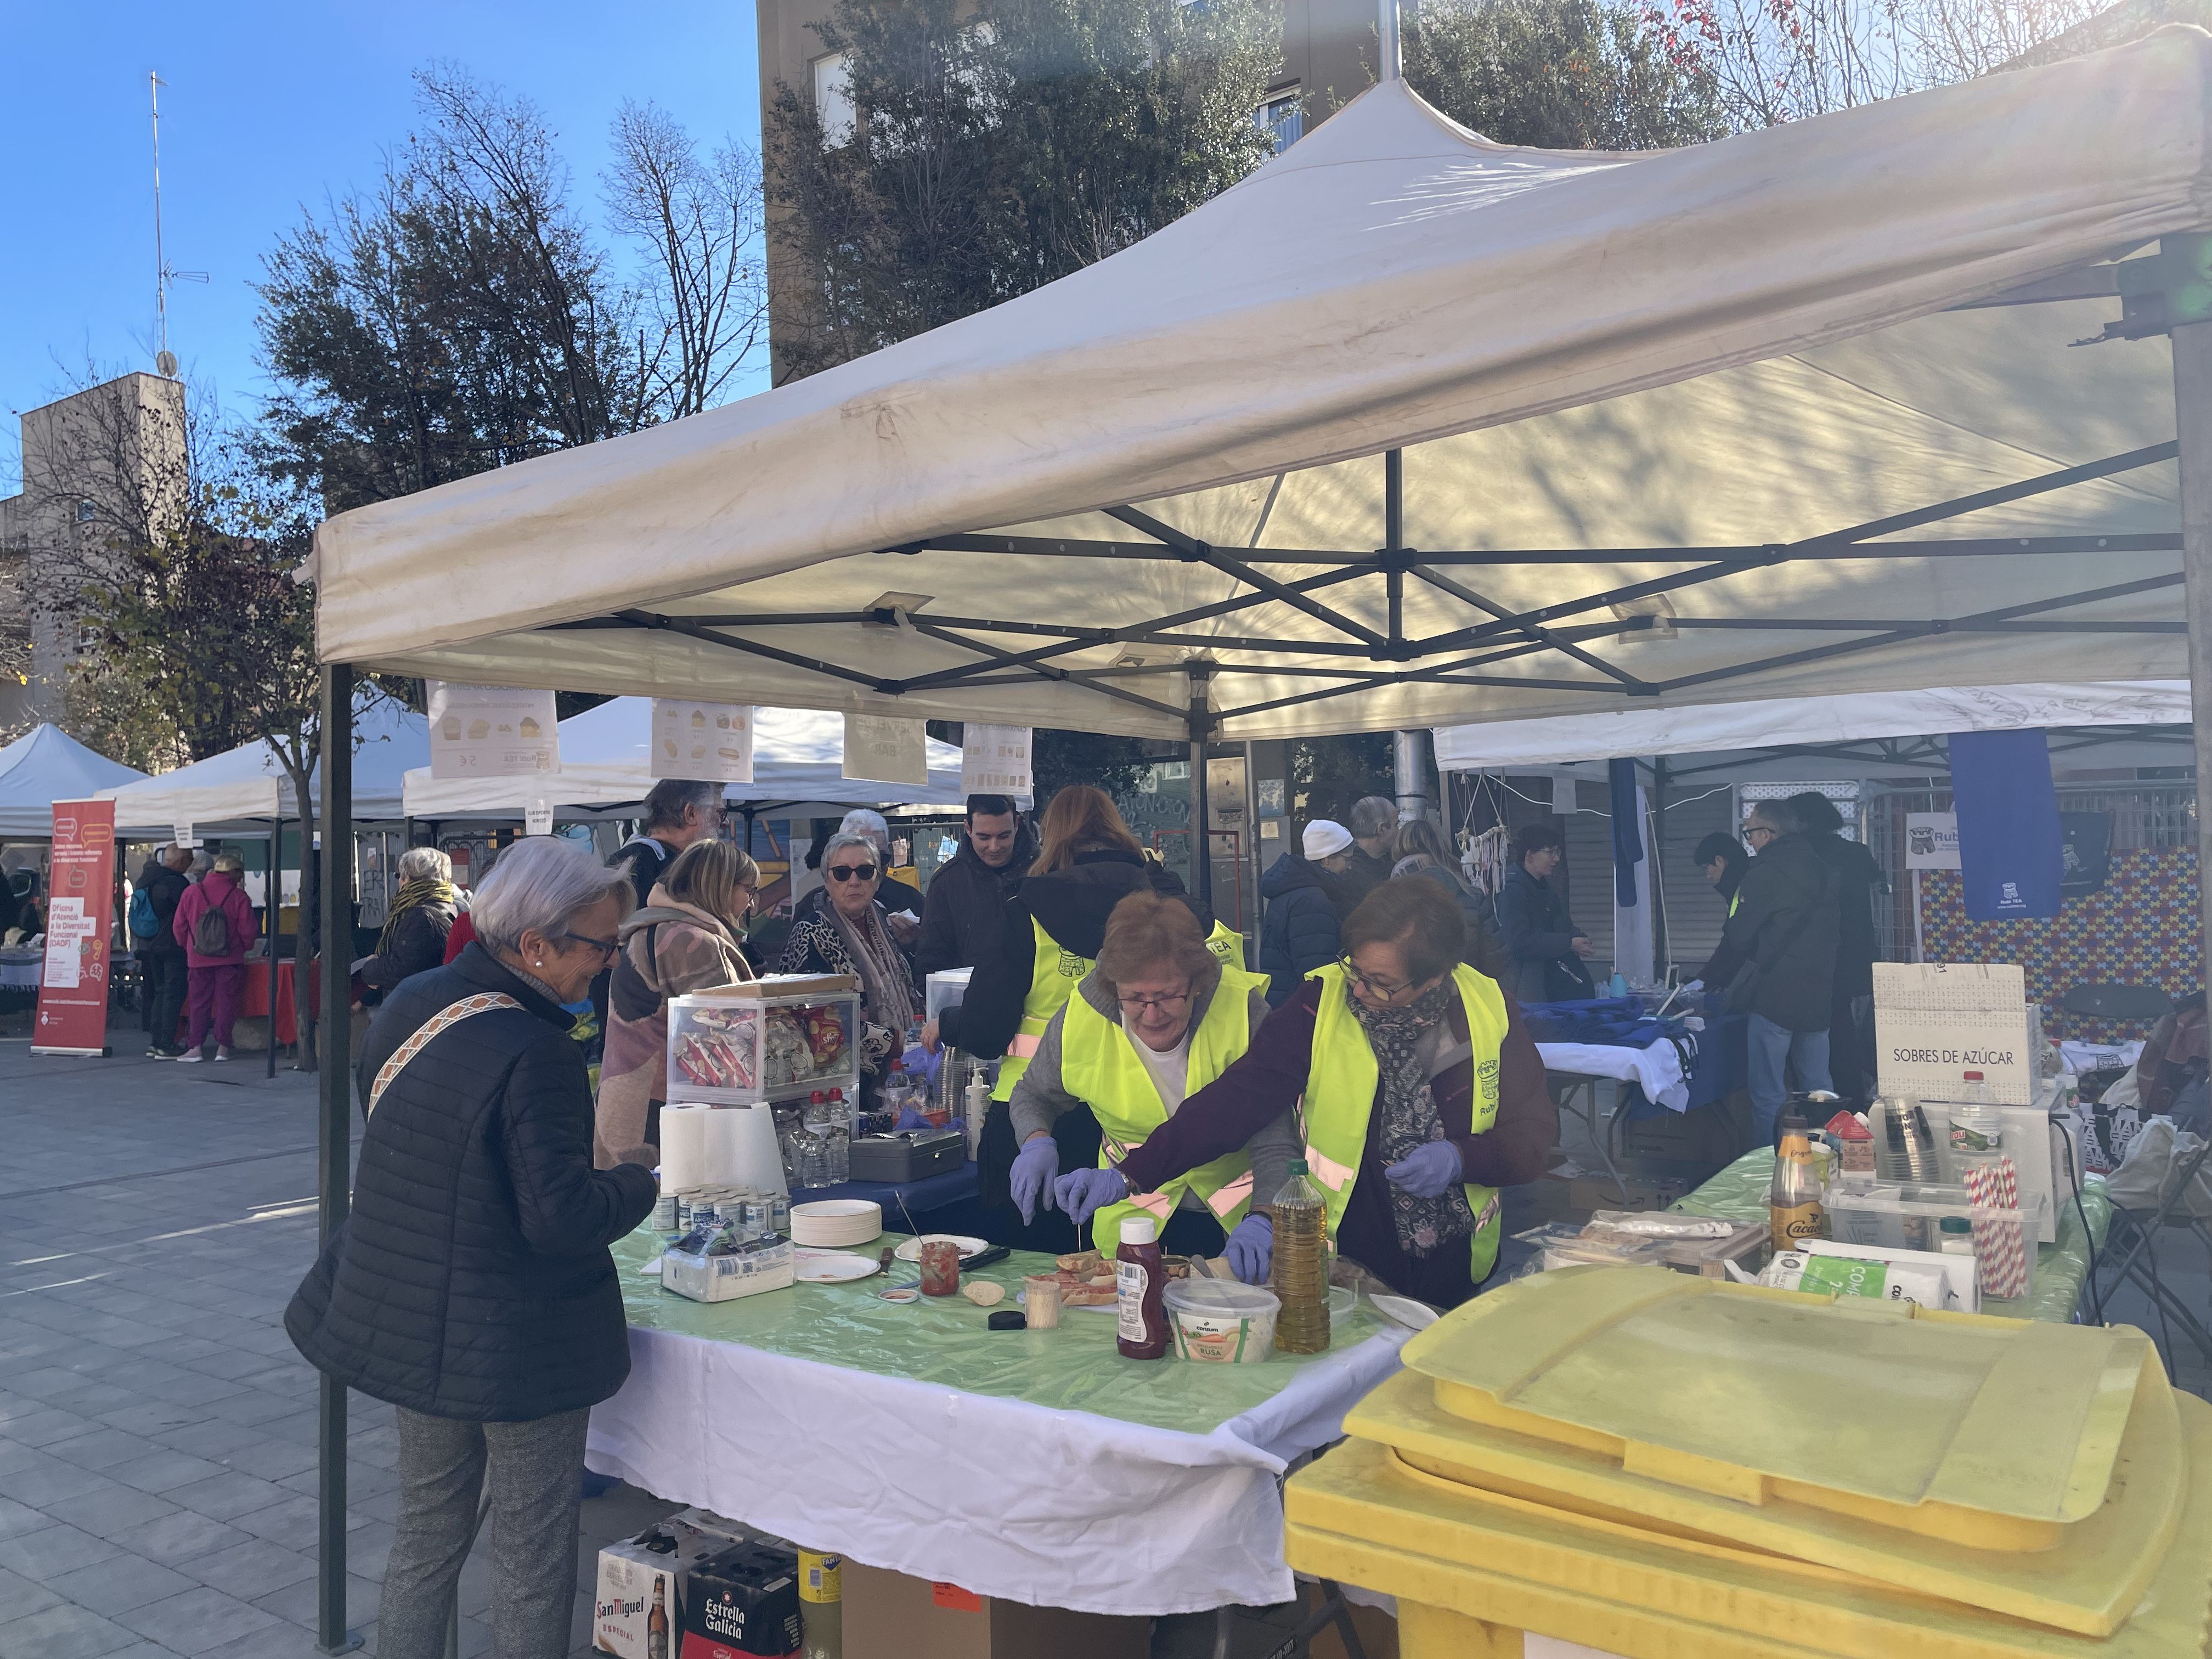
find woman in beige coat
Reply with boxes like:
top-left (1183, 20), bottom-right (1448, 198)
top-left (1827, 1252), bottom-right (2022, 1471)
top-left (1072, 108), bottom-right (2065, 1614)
top-left (595, 839), bottom-right (758, 1168)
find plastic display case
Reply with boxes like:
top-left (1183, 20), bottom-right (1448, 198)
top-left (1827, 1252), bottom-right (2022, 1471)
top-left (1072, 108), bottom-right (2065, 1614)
top-left (666, 975), bottom-right (860, 1105)
top-left (1826, 1182), bottom-right (2049, 1305)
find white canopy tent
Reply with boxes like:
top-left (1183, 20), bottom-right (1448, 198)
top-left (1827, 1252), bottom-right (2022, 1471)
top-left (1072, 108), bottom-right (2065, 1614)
top-left (400, 698), bottom-right (966, 820)
top-left (1431, 681), bottom-right (2191, 770)
top-left (98, 701), bottom-right (423, 837)
top-left (0, 725), bottom-right (145, 839)
top-left (311, 34), bottom-right (2210, 750)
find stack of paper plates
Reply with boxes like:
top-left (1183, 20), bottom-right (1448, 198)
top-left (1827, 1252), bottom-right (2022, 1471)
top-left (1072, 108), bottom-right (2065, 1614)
top-left (790, 1199), bottom-right (882, 1248)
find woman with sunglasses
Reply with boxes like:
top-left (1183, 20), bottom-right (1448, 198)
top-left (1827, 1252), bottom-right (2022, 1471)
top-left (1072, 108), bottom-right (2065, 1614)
top-left (780, 831), bottom-right (919, 1101)
top-left (596, 839), bottom-right (760, 1169)
top-left (1058, 879), bottom-right (1556, 1310)
top-left (287, 837), bottom-right (656, 1659)
top-left (1005, 890), bottom-right (1292, 1264)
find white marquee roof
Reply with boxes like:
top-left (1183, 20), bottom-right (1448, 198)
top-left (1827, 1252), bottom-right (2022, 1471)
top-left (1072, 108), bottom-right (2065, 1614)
top-left (308, 31), bottom-right (2212, 742)
top-left (98, 701), bottom-right (424, 834)
top-left (0, 725), bottom-right (145, 839)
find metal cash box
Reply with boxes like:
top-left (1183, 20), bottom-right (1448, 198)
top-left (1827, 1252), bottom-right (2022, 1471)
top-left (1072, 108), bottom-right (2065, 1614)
top-left (847, 1129), bottom-right (965, 1182)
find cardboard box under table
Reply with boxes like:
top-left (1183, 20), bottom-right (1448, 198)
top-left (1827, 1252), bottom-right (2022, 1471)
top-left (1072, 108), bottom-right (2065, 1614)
top-left (1286, 1265), bottom-right (2212, 1657)
top-left (586, 1226), bottom-right (1410, 1625)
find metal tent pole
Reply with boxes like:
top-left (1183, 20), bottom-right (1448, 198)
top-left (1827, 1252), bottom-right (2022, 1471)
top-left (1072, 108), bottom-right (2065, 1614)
top-left (267, 809), bottom-right (281, 1079)
top-left (1378, 0), bottom-right (1402, 80)
top-left (316, 664), bottom-right (361, 1655)
top-left (2176, 312), bottom-right (2212, 1001)
top-left (1189, 665), bottom-right (1213, 906)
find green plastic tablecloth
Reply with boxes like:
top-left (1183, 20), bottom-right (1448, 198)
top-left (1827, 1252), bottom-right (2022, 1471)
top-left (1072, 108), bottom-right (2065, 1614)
top-left (614, 1227), bottom-right (1390, 1437)
top-left (1673, 1150), bottom-right (2111, 1323)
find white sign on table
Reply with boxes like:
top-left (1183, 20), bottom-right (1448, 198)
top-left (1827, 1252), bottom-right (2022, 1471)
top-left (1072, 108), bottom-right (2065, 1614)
top-left (842, 714), bottom-right (927, 787)
top-left (427, 682), bottom-right (560, 780)
top-left (41, 898), bottom-right (92, 989)
top-left (1872, 961), bottom-right (2033, 1104)
top-left (962, 724), bottom-right (1032, 802)
top-left (1905, 811), bottom-right (1961, 870)
top-left (651, 700), bottom-right (753, 783)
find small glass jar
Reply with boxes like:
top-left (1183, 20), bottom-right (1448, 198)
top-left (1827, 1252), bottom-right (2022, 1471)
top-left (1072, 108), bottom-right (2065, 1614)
top-left (1022, 1274), bottom-right (1062, 1330)
top-left (918, 1238), bottom-right (962, 1297)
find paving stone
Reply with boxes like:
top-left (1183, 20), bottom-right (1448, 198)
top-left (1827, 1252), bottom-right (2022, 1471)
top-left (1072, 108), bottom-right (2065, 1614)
top-left (43, 1427), bottom-right (160, 1472)
top-left (0, 1520), bottom-right (125, 1577)
top-left (120, 1584), bottom-right (281, 1655)
top-left (109, 1449), bottom-right (236, 1496)
top-left (179, 1538), bottom-right (317, 1600)
top-left (0, 1562), bottom-right (65, 1620)
top-left (107, 1509), bottom-right (255, 1568)
top-left (249, 1571), bottom-right (380, 1629)
top-left (168, 1471), bottom-right (296, 1523)
top-left (42, 1481), bottom-right (181, 1538)
top-left (45, 1551), bottom-right (200, 1614)
top-left (195, 1623), bottom-right (323, 1659)
top-left (0, 1601), bottom-right (145, 1659)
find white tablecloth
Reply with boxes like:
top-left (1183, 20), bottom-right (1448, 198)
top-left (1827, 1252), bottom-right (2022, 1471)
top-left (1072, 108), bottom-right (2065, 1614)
top-left (1537, 1040), bottom-right (1688, 1111)
top-left (586, 1321), bottom-right (1410, 1616)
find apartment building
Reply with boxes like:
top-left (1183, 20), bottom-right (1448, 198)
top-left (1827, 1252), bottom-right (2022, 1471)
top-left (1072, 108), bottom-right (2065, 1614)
top-left (0, 373), bottom-right (188, 732)
top-left (755, 0), bottom-right (1380, 379)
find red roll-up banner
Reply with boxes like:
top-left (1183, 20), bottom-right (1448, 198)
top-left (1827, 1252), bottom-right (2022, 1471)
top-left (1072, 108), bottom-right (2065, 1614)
top-left (32, 798), bottom-right (117, 1057)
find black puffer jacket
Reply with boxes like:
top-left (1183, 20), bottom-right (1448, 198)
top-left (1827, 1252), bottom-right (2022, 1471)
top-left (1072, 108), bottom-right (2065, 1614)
top-left (1700, 831), bottom-right (1840, 1033)
top-left (1258, 854), bottom-right (1342, 1007)
top-left (357, 897), bottom-right (459, 992)
top-left (286, 945), bottom-right (657, 1421)
top-left (916, 826), bottom-right (1036, 977)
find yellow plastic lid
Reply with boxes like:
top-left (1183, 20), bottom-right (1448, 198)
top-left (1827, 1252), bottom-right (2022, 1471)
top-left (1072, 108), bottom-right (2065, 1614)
top-left (1398, 1266), bottom-right (2149, 1544)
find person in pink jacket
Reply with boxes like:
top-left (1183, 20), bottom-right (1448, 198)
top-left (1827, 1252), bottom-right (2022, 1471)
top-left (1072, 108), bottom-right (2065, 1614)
top-left (171, 852), bottom-right (257, 1062)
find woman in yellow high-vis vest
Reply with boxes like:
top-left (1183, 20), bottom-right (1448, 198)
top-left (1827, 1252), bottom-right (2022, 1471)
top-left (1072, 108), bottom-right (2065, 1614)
top-left (922, 786), bottom-right (1241, 1247)
top-left (1062, 876), bottom-right (1557, 1310)
top-left (1005, 891), bottom-right (1292, 1266)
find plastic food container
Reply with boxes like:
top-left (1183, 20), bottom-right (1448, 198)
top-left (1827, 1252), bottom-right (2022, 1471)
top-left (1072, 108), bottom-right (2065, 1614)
top-left (1285, 1264), bottom-right (2212, 1657)
top-left (665, 976), bottom-right (860, 1105)
top-left (1164, 1278), bottom-right (1279, 1363)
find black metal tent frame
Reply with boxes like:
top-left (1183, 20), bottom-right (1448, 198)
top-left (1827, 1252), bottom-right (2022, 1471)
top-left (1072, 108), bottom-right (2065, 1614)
top-left (304, 242), bottom-right (2212, 1652)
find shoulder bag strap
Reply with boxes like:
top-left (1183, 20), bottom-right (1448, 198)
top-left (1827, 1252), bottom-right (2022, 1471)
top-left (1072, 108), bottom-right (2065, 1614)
top-left (365, 991), bottom-right (525, 1119)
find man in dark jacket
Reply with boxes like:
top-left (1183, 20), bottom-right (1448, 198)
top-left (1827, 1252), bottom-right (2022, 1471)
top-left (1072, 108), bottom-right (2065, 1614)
top-left (1699, 799), bottom-right (1840, 1142)
top-left (1789, 792), bottom-right (1885, 1108)
top-left (611, 778), bottom-right (725, 911)
top-left (1497, 821), bottom-right (1594, 1003)
top-left (137, 844), bottom-right (192, 1058)
top-left (1259, 821), bottom-right (1353, 1005)
top-left (917, 794), bottom-right (1034, 977)
top-left (1337, 795), bottom-right (1398, 911)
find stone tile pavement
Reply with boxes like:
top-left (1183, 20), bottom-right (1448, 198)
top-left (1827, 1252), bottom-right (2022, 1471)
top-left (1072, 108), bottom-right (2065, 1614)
top-left (0, 1036), bottom-right (679, 1659)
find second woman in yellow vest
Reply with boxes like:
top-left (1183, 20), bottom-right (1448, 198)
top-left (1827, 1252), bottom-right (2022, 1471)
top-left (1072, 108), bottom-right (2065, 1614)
top-left (1061, 877), bottom-right (1558, 1310)
top-left (1005, 890), bottom-right (1293, 1269)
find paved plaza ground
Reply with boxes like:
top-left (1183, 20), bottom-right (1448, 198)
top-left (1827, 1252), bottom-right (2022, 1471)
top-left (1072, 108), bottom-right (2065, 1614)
top-left (0, 1036), bottom-right (679, 1659)
top-left (0, 1024), bottom-right (2202, 1659)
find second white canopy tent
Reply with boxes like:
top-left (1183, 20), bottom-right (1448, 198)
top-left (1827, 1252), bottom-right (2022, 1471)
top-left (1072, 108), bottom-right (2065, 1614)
top-left (401, 697), bottom-right (967, 820)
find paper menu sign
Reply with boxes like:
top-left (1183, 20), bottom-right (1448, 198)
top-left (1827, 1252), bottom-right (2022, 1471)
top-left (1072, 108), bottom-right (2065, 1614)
top-left (842, 714), bottom-right (927, 786)
top-left (523, 799), bottom-right (554, 837)
top-left (650, 701), bottom-right (753, 783)
top-left (427, 682), bottom-right (560, 780)
top-left (1872, 962), bottom-right (2033, 1105)
top-left (1905, 812), bottom-right (1961, 870)
top-left (962, 724), bottom-right (1032, 802)
top-left (173, 822), bottom-right (198, 850)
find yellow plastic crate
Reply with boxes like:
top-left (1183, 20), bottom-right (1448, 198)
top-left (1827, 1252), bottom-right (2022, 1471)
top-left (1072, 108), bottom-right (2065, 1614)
top-left (1284, 1267), bottom-right (2212, 1657)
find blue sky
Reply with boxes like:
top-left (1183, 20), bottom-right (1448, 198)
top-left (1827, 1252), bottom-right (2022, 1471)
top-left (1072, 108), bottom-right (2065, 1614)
top-left (1, 0), bottom-right (769, 490)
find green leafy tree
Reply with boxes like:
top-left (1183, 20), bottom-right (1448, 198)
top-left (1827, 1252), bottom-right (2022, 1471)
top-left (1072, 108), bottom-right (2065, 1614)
top-left (1293, 732), bottom-right (1393, 828)
top-left (1033, 730), bottom-right (1150, 803)
top-left (1406, 0), bottom-right (1726, 148)
top-left (765, 0), bottom-right (1280, 378)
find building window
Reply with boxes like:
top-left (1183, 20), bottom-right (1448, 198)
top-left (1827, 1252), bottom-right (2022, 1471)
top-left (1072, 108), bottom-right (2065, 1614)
top-left (76, 500), bottom-right (95, 524)
top-left (814, 51), bottom-right (856, 147)
top-left (1256, 88), bottom-right (1302, 153)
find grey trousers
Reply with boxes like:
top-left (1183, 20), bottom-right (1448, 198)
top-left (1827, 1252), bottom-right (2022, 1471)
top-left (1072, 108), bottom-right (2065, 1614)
top-left (379, 1404), bottom-right (591, 1659)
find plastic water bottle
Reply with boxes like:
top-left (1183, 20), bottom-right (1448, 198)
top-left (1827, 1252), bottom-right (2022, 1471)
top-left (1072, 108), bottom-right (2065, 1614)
top-left (824, 1088), bottom-right (850, 1183)
top-left (1946, 1071), bottom-right (2006, 1182)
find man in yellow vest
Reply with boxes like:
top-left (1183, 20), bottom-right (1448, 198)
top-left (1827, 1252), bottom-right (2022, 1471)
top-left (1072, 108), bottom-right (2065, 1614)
top-left (1060, 878), bottom-right (1557, 1310)
top-left (1008, 891), bottom-right (1289, 1269)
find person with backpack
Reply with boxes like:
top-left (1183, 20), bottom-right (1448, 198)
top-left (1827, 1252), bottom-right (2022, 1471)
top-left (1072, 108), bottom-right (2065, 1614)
top-left (172, 851), bottom-right (257, 1063)
top-left (134, 844), bottom-right (193, 1058)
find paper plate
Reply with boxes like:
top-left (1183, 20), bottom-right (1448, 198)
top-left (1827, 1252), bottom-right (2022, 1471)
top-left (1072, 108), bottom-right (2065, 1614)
top-left (1368, 1293), bottom-right (1440, 1331)
top-left (791, 1199), bottom-right (883, 1248)
top-left (893, 1234), bottom-right (990, 1263)
top-left (794, 1250), bottom-right (881, 1284)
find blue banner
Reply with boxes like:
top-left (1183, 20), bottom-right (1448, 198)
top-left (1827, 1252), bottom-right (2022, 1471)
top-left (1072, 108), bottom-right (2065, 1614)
top-left (1608, 757), bottom-right (1644, 907)
top-left (1949, 728), bottom-right (2062, 920)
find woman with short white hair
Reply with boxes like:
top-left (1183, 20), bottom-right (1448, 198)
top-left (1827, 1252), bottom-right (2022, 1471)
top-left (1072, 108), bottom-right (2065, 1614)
top-left (360, 844), bottom-right (466, 996)
top-left (288, 836), bottom-right (656, 1659)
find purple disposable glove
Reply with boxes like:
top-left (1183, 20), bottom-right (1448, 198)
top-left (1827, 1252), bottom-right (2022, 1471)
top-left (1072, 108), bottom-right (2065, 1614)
top-left (1009, 1136), bottom-right (1060, 1224)
top-left (1053, 1166), bottom-right (1128, 1224)
top-left (1383, 1138), bottom-right (1463, 1199)
top-left (1224, 1215), bottom-right (1273, 1285)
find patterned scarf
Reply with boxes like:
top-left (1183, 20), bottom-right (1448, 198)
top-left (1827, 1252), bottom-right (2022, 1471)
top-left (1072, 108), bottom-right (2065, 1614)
top-left (827, 898), bottom-right (915, 1037)
top-left (1348, 977), bottom-right (1476, 1257)
top-left (377, 877), bottom-right (454, 957)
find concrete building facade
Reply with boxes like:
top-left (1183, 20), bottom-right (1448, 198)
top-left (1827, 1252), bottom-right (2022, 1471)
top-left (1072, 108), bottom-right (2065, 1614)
top-left (0, 373), bottom-right (189, 735)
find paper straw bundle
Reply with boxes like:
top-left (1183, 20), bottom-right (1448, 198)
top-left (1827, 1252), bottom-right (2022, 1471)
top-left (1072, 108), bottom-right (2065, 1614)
top-left (1963, 1156), bottom-right (2028, 1300)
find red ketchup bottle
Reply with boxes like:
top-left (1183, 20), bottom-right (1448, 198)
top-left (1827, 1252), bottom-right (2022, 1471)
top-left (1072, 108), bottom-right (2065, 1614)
top-left (1115, 1216), bottom-right (1169, 1360)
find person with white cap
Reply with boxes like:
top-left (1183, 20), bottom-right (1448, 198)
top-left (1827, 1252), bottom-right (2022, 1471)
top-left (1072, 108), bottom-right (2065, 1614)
top-left (1257, 820), bottom-right (1356, 1007)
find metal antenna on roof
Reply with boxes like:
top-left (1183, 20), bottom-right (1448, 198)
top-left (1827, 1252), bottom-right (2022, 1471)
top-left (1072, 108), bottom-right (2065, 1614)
top-left (1379, 0), bottom-right (1403, 80)
top-left (149, 70), bottom-right (205, 380)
